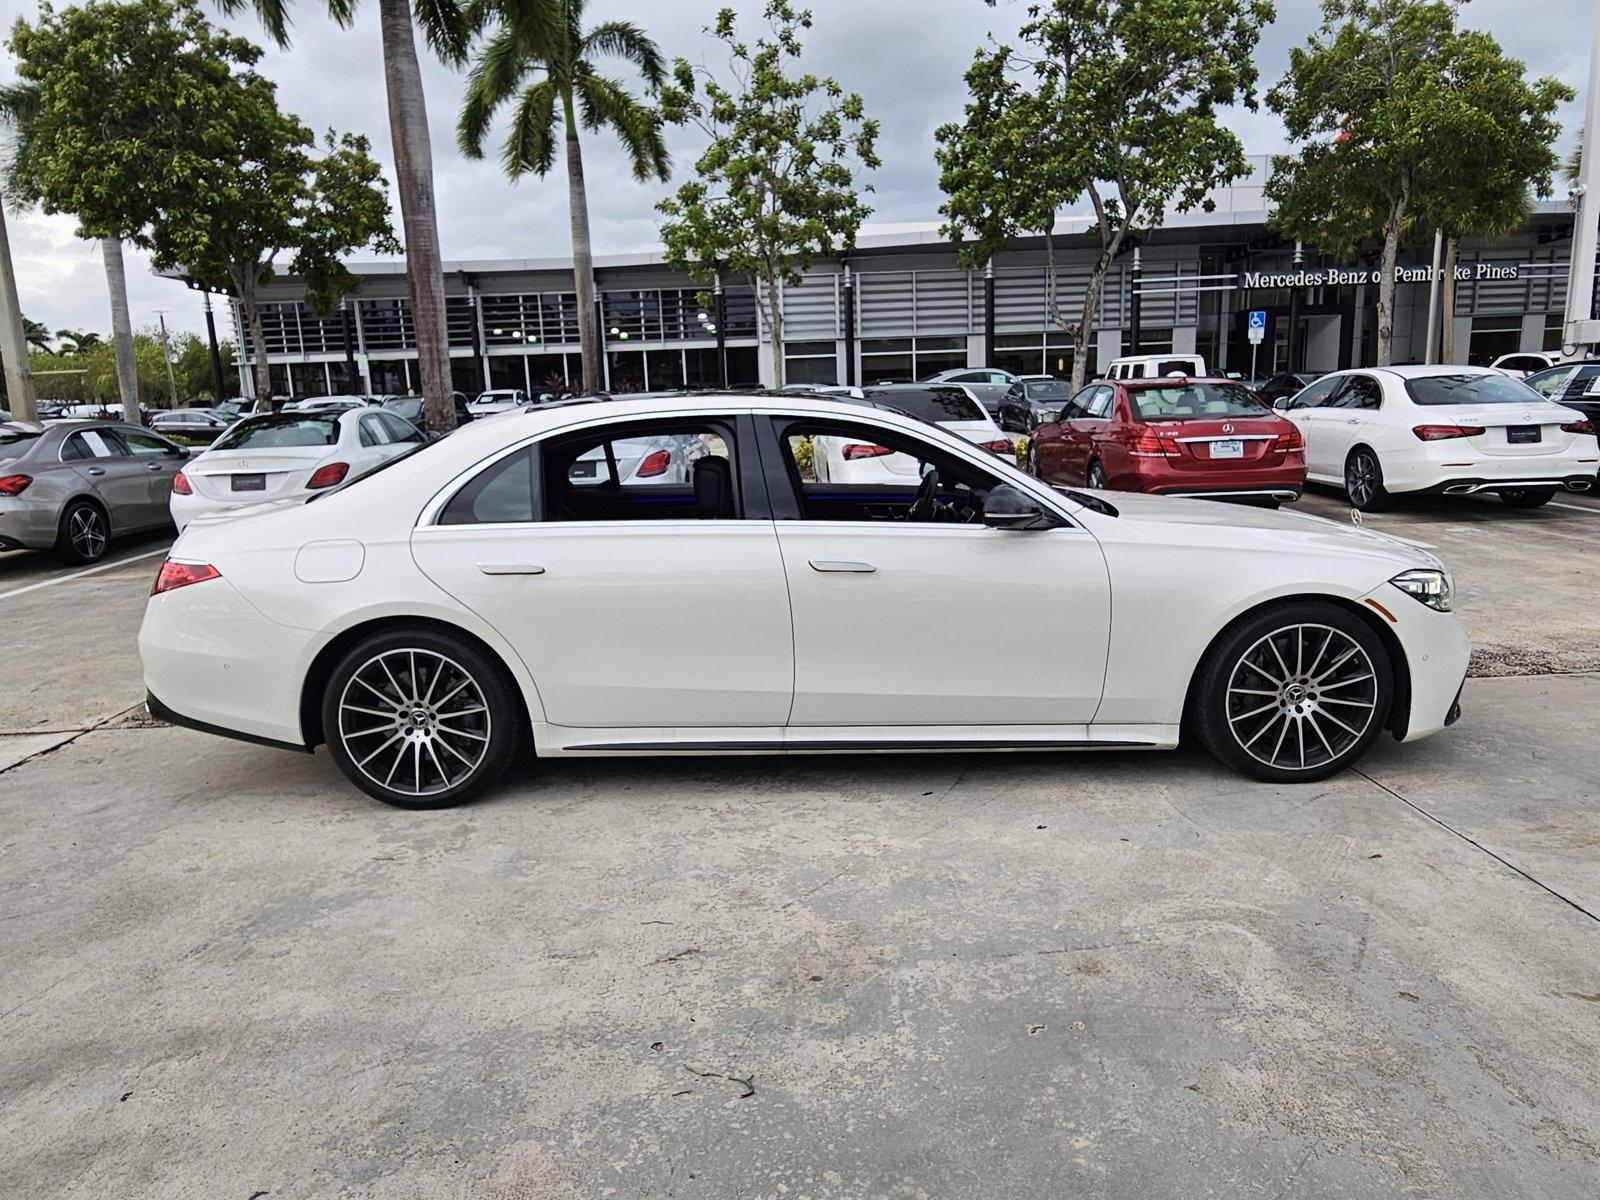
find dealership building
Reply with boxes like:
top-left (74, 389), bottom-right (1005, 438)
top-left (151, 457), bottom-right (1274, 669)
top-left (216, 157), bottom-right (1585, 398)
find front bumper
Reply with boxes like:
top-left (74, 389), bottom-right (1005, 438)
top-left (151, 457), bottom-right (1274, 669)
top-left (1358, 581), bottom-right (1472, 743)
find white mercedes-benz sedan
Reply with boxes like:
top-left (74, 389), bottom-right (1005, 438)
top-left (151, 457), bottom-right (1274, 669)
top-left (1276, 365), bottom-right (1597, 511)
top-left (140, 393), bottom-right (1471, 809)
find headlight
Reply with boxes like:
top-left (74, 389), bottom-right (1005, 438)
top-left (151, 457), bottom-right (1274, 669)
top-left (1390, 568), bottom-right (1453, 612)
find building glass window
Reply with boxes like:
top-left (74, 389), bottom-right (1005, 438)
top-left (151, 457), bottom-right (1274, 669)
top-left (607, 349), bottom-right (647, 393)
top-left (487, 355), bottom-right (527, 391)
top-left (860, 336), bottom-right (964, 384)
top-left (646, 349), bottom-right (688, 390)
top-left (525, 353), bottom-right (572, 397)
top-left (327, 360), bottom-right (361, 394)
top-left (1467, 315), bottom-right (1522, 366)
top-left (1544, 311), bottom-right (1564, 352)
top-left (785, 340), bottom-right (838, 385)
top-left (724, 346), bottom-right (760, 386)
top-left (268, 364), bottom-right (292, 396)
top-left (359, 299), bottom-right (412, 351)
top-left (368, 359), bottom-right (410, 395)
top-left (1119, 327), bottom-right (1174, 356)
top-left (685, 347), bottom-right (723, 388)
top-left (993, 331), bottom-right (1076, 379)
top-left (451, 355), bottom-right (484, 396)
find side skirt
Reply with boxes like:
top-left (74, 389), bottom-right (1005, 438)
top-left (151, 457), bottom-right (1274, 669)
top-left (535, 723), bottom-right (1178, 757)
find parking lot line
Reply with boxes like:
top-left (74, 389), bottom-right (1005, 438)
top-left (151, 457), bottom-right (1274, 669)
top-left (0, 547), bottom-right (168, 602)
top-left (1549, 501), bottom-right (1600, 515)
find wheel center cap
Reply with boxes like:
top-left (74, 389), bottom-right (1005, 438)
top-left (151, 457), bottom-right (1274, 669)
top-left (1284, 683), bottom-right (1308, 705)
top-left (409, 707), bottom-right (430, 726)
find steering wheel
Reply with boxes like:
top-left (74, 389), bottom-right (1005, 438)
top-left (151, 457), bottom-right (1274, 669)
top-left (906, 469), bottom-right (939, 522)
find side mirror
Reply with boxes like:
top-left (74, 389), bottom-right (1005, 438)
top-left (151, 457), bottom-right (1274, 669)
top-left (983, 484), bottom-right (1058, 531)
top-left (1272, 397), bottom-right (1291, 411)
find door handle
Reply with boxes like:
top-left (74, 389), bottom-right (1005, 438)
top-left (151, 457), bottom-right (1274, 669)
top-left (146, 463), bottom-right (164, 471)
top-left (476, 562), bottom-right (545, 575)
top-left (809, 559), bottom-right (876, 573)
top-left (1346, 418), bottom-right (1362, 425)
top-left (86, 467), bottom-right (105, 476)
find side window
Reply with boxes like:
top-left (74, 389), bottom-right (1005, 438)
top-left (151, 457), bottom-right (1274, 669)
top-left (117, 430), bottom-right (178, 457)
top-left (61, 429), bottom-right (127, 460)
top-left (1290, 376), bottom-right (1341, 410)
top-left (439, 447), bottom-right (537, 525)
top-left (359, 415), bottom-right (391, 447)
top-left (541, 421), bottom-right (736, 522)
top-left (379, 413), bottom-right (425, 444)
top-left (1060, 387), bottom-right (1096, 419)
top-left (1332, 375), bottom-right (1383, 410)
top-left (779, 418), bottom-right (1004, 525)
top-left (1526, 367), bottom-right (1576, 398)
top-left (1085, 386), bottom-right (1115, 419)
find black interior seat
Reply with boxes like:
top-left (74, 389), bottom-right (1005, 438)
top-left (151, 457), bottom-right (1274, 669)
top-left (693, 457), bottom-right (733, 518)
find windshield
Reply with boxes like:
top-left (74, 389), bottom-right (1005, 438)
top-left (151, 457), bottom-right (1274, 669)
top-left (382, 398), bottom-right (424, 420)
top-left (1129, 383), bottom-right (1271, 420)
top-left (213, 414), bottom-right (339, 450)
top-left (1023, 380), bottom-right (1074, 401)
top-left (864, 388), bottom-right (986, 423)
top-left (1404, 372), bottom-right (1543, 406)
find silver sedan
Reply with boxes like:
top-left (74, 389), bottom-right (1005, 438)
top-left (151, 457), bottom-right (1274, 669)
top-left (0, 421), bottom-right (188, 563)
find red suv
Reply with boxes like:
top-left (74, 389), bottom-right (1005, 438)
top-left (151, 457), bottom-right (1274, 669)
top-left (1028, 377), bottom-right (1306, 501)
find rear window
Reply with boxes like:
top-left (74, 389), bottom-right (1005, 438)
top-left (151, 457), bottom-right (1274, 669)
top-left (214, 414), bottom-right (339, 449)
top-left (1404, 373), bottom-right (1542, 406)
top-left (1129, 383), bottom-right (1270, 420)
top-left (1023, 380), bottom-right (1074, 401)
top-left (864, 388), bottom-right (986, 423)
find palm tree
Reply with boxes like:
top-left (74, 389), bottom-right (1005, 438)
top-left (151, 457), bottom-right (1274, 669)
top-left (55, 329), bottom-right (103, 355)
top-left (222, 0), bottom-right (470, 431)
top-left (458, 0), bottom-right (668, 394)
top-left (22, 317), bottom-right (52, 353)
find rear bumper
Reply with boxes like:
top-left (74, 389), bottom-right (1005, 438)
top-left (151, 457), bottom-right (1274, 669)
top-left (1382, 443), bottom-right (1599, 494)
top-left (0, 497), bottom-right (60, 550)
top-left (146, 690), bottom-right (312, 754)
top-left (1410, 474), bottom-right (1595, 496)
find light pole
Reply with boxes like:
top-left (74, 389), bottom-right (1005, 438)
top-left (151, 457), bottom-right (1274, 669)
top-left (155, 311), bottom-right (180, 407)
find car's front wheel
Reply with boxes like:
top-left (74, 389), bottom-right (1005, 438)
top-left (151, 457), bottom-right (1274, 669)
top-left (1192, 602), bottom-right (1393, 783)
top-left (1500, 486), bottom-right (1555, 508)
top-left (321, 626), bottom-right (523, 808)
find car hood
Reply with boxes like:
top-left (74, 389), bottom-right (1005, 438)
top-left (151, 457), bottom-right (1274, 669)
top-left (1065, 488), bottom-right (1443, 570)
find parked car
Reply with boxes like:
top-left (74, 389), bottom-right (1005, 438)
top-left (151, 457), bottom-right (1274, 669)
top-left (1489, 351), bottom-right (1559, 379)
top-left (381, 393), bottom-right (474, 428)
top-left (997, 376), bottom-right (1074, 432)
top-left (468, 389), bottom-right (529, 417)
top-left (1520, 363), bottom-right (1600, 439)
top-left (1104, 353), bottom-right (1207, 381)
top-left (151, 409), bottom-right (233, 439)
top-left (141, 393), bottom-right (1470, 807)
top-left (0, 420), bottom-right (186, 563)
top-left (811, 385), bottom-right (1011, 482)
top-left (1253, 372), bottom-right (1325, 406)
top-left (918, 368), bottom-right (1018, 418)
top-left (169, 407), bottom-right (426, 531)
top-left (1274, 366), bottom-right (1596, 510)
top-left (285, 395), bottom-right (372, 414)
top-left (1028, 378), bottom-right (1304, 503)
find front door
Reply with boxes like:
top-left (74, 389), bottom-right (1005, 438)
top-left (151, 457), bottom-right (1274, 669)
top-left (411, 415), bottom-right (794, 729)
top-left (1279, 374), bottom-right (1344, 480)
top-left (762, 415), bottom-right (1111, 727)
top-left (1314, 374), bottom-right (1382, 477)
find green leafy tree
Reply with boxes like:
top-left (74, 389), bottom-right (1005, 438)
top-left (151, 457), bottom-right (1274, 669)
top-left (221, 0), bottom-right (470, 430)
top-left (938, 0), bottom-right (1272, 390)
top-left (458, 0), bottom-right (668, 395)
top-left (656, 2), bottom-right (880, 388)
top-left (1265, 0), bottom-right (1562, 366)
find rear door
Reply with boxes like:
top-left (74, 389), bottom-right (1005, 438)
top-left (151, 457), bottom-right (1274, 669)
top-left (59, 428), bottom-right (147, 529)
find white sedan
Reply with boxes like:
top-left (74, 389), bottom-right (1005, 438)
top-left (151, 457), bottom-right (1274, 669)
top-left (812, 385), bottom-right (1013, 482)
top-left (170, 408), bottom-right (425, 531)
top-left (1276, 365), bottom-right (1597, 511)
top-left (141, 393), bottom-right (1470, 808)
top-left (467, 389), bottom-right (529, 417)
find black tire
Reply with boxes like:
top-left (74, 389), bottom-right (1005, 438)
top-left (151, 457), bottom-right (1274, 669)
top-left (321, 625), bottom-right (524, 809)
top-left (1026, 441), bottom-right (1040, 476)
top-left (1086, 460), bottom-right (1108, 489)
top-left (1500, 486), bottom-right (1555, 509)
top-left (1191, 601), bottom-right (1393, 783)
top-left (54, 499), bottom-right (109, 565)
top-left (1345, 447), bottom-right (1392, 512)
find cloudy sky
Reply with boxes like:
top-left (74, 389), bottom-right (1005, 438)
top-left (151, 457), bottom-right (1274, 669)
top-left (0, 0), bottom-right (1588, 340)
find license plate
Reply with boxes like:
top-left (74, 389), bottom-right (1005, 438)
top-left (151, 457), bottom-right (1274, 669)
top-left (231, 473), bottom-right (266, 492)
top-left (568, 461), bottom-right (598, 480)
top-left (1506, 425), bottom-right (1541, 444)
top-left (1210, 439), bottom-right (1245, 459)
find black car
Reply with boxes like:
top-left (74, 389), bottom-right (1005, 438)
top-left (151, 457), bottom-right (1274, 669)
top-left (1522, 363), bottom-right (1600, 437)
top-left (997, 377), bottom-right (1075, 432)
top-left (1253, 372), bottom-right (1324, 405)
top-left (381, 393), bottom-right (474, 427)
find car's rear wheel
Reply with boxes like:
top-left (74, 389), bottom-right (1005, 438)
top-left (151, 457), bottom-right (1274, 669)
top-left (1086, 460), bottom-right (1108, 489)
top-left (54, 500), bottom-right (109, 565)
top-left (321, 627), bottom-right (523, 808)
top-left (1192, 602), bottom-right (1393, 783)
top-left (1500, 486), bottom-right (1555, 508)
top-left (1345, 448), bottom-right (1392, 512)
top-left (1026, 441), bottom-right (1041, 476)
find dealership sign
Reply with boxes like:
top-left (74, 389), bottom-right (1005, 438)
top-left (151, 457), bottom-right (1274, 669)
top-left (1242, 262), bottom-right (1519, 288)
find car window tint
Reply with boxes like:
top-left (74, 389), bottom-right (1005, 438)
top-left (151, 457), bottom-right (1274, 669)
top-left (439, 447), bottom-right (536, 524)
top-left (540, 422), bottom-right (736, 522)
top-left (118, 430), bottom-right (177, 456)
top-left (781, 419), bottom-right (1004, 524)
top-left (1291, 377), bottom-right (1341, 409)
top-left (62, 429), bottom-right (126, 460)
top-left (1525, 366), bottom-right (1578, 398)
top-left (359, 415), bottom-right (392, 447)
top-left (379, 413), bottom-right (425, 444)
top-left (214, 415), bottom-right (339, 449)
top-left (1086, 386), bottom-right (1115, 419)
top-left (1404, 372), bottom-right (1540, 406)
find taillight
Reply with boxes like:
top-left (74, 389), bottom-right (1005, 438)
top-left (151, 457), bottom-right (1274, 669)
top-left (1561, 419), bottom-right (1595, 435)
top-left (636, 449), bottom-right (671, 477)
top-left (1412, 424), bottom-right (1484, 441)
top-left (306, 461), bottom-right (350, 489)
top-left (1128, 430), bottom-right (1179, 457)
top-left (842, 443), bottom-right (895, 460)
top-left (1275, 424), bottom-right (1304, 453)
top-left (171, 469), bottom-right (192, 495)
top-left (978, 438), bottom-right (1012, 454)
top-left (0, 473), bottom-right (31, 495)
top-left (152, 559), bottom-right (221, 596)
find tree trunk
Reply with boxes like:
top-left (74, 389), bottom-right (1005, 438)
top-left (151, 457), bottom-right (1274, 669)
top-left (0, 204), bottom-right (37, 422)
top-left (564, 93), bottom-right (601, 396)
top-left (236, 271), bottom-right (273, 410)
top-left (101, 237), bottom-right (140, 423)
top-left (1375, 186), bottom-right (1409, 367)
top-left (379, 0), bottom-right (454, 433)
top-left (762, 274), bottom-right (784, 388)
top-left (1073, 249), bottom-right (1118, 392)
top-left (1439, 236), bottom-right (1460, 363)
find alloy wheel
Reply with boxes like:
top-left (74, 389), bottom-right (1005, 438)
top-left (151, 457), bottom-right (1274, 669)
top-left (336, 648), bottom-right (491, 798)
top-left (1346, 453), bottom-right (1376, 508)
top-left (1224, 623), bottom-right (1378, 773)
top-left (1027, 444), bottom-right (1040, 475)
top-left (1087, 462), bottom-right (1107, 489)
top-left (69, 507), bottom-right (106, 560)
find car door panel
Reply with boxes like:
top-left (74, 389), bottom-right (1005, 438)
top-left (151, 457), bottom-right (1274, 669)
top-left (63, 428), bottom-right (148, 530)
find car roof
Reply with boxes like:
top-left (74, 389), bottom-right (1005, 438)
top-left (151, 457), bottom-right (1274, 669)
top-left (1330, 364), bottom-right (1504, 380)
